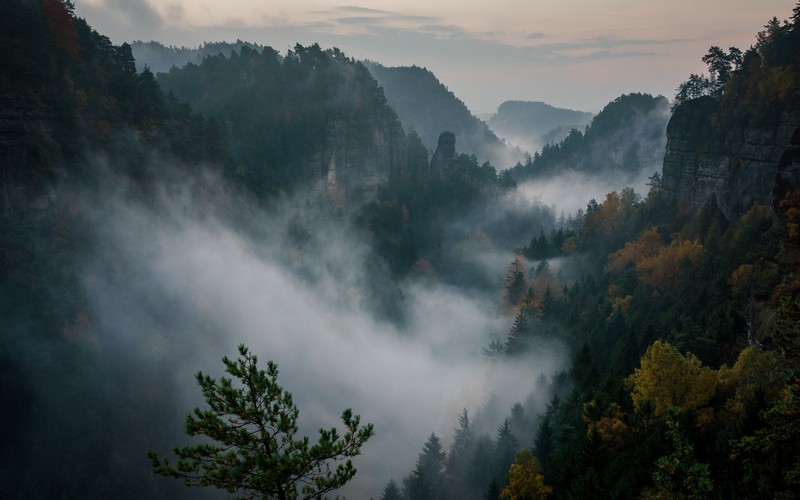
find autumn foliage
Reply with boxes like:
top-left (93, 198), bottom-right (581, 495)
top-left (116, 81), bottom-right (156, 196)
top-left (609, 228), bottom-right (704, 289)
top-left (43, 0), bottom-right (79, 60)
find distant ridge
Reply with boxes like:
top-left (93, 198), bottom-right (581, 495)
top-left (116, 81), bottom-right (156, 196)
top-left (488, 100), bottom-right (593, 154)
top-left (364, 61), bottom-right (521, 167)
top-left (130, 40), bottom-right (266, 73)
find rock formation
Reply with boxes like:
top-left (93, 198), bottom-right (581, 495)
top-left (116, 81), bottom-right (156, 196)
top-left (662, 96), bottom-right (800, 217)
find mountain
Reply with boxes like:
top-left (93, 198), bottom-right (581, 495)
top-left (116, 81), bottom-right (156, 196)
top-left (363, 62), bottom-right (522, 168)
top-left (156, 44), bottom-right (405, 203)
top-left (129, 40), bottom-right (266, 74)
top-left (510, 93), bottom-right (670, 182)
top-left (487, 100), bottom-right (593, 154)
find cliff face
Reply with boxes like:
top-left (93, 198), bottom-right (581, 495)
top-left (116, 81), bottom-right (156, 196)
top-left (315, 116), bottom-right (405, 207)
top-left (663, 97), bottom-right (800, 217)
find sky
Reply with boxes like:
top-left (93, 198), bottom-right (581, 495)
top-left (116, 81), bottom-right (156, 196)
top-left (74, 0), bottom-right (794, 112)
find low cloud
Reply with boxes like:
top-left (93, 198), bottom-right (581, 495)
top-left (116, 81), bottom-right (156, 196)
top-left (76, 166), bottom-right (567, 497)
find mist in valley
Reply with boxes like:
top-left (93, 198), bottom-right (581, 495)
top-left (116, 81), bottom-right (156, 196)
top-left (28, 158), bottom-right (574, 497)
top-left (9, 2), bottom-right (799, 497)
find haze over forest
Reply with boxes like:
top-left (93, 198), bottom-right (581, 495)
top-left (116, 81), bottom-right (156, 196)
top-left (2, 1), bottom-right (800, 499)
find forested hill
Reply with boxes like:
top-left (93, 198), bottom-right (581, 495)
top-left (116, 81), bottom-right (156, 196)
top-left (130, 39), bottom-right (266, 74)
top-left (384, 7), bottom-right (800, 499)
top-left (662, 12), bottom-right (800, 217)
top-left (1, 1), bottom-right (229, 497)
top-left (0, 0), bottom-right (228, 215)
top-left (487, 100), bottom-right (593, 154)
top-left (156, 44), bottom-right (405, 201)
top-left (364, 61), bottom-right (522, 167)
top-left (509, 93), bottom-right (670, 182)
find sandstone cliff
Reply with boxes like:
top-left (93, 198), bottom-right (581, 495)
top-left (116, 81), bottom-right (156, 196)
top-left (662, 96), bottom-right (800, 217)
top-left (314, 116), bottom-right (405, 208)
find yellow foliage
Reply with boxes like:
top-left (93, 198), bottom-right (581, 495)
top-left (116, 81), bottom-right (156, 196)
top-left (637, 238), bottom-right (704, 289)
top-left (729, 264), bottom-right (754, 297)
top-left (561, 236), bottom-right (577, 253)
top-left (500, 449), bottom-right (552, 500)
top-left (609, 229), bottom-right (703, 289)
top-left (598, 191), bottom-right (621, 235)
top-left (627, 340), bottom-right (717, 416)
top-left (608, 227), bottom-right (663, 271)
top-left (610, 295), bottom-right (633, 317)
top-left (583, 401), bottom-right (628, 453)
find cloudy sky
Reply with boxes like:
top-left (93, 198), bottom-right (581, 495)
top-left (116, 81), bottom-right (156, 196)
top-left (74, 0), bottom-right (794, 112)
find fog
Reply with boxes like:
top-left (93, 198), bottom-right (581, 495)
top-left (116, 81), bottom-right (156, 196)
top-left (76, 166), bottom-right (568, 496)
top-left (517, 167), bottom-right (656, 216)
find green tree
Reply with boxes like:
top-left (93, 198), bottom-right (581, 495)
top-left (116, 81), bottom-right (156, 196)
top-left (533, 416), bottom-right (555, 474)
top-left (495, 419), bottom-right (519, 484)
top-left (380, 479), bottom-right (403, 500)
top-left (505, 257), bottom-right (528, 307)
top-left (447, 409), bottom-right (475, 497)
top-left (646, 407), bottom-right (713, 499)
top-left (407, 433), bottom-right (448, 500)
top-left (148, 344), bottom-right (374, 499)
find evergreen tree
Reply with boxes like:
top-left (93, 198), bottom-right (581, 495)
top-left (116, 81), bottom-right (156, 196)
top-left (505, 311), bottom-right (531, 355)
top-left (407, 433), bottom-right (448, 500)
top-left (469, 435), bottom-right (496, 497)
top-left (504, 257), bottom-right (527, 307)
top-left (494, 419), bottom-right (519, 486)
top-left (148, 345), bottom-right (374, 500)
top-left (380, 479), bottom-right (403, 500)
top-left (533, 415), bottom-right (555, 474)
top-left (447, 409), bottom-right (475, 497)
top-left (485, 478), bottom-right (501, 500)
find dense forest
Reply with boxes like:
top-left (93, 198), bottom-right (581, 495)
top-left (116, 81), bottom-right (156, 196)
top-left (508, 93), bottom-right (671, 184)
top-left (2, 1), bottom-right (800, 499)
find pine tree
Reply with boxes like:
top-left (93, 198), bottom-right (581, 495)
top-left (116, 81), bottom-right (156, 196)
top-left (495, 419), bottom-right (519, 486)
top-left (148, 345), bottom-right (373, 500)
top-left (380, 479), bottom-right (403, 500)
top-left (534, 415), bottom-right (555, 474)
top-left (447, 409), bottom-right (475, 497)
top-left (408, 433), bottom-right (448, 500)
top-left (505, 311), bottom-right (530, 356)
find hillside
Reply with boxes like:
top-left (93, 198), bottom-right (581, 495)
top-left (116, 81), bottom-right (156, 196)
top-left (364, 61), bottom-right (522, 167)
top-left (157, 44), bottom-right (405, 202)
top-left (129, 39), bottom-right (266, 74)
top-left (487, 100), bottom-right (593, 154)
top-left (509, 93), bottom-right (670, 182)
top-left (662, 17), bottom-right (800, 217)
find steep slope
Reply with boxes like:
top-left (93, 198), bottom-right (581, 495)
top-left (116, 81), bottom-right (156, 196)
top-left (488, 100), bottom-right (593, 153)
top-left (510, 93), bottom-right (670, 182)
top-left (158, 45), bottom-right (405, 204)
top-left (364, 62), bottom-right (521, 167)
top-left (1, 1), bottom-right (228, 498)
top-left (662, 17), bottom-right (800, 218)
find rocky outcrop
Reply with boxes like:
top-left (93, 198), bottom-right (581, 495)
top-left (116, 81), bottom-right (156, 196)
top-left (662, 96), bottom-right (800, 217)
top-left (311, 116), bottom-right (405, 207)
top-left (430, 131), bottom-right (456, 172)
